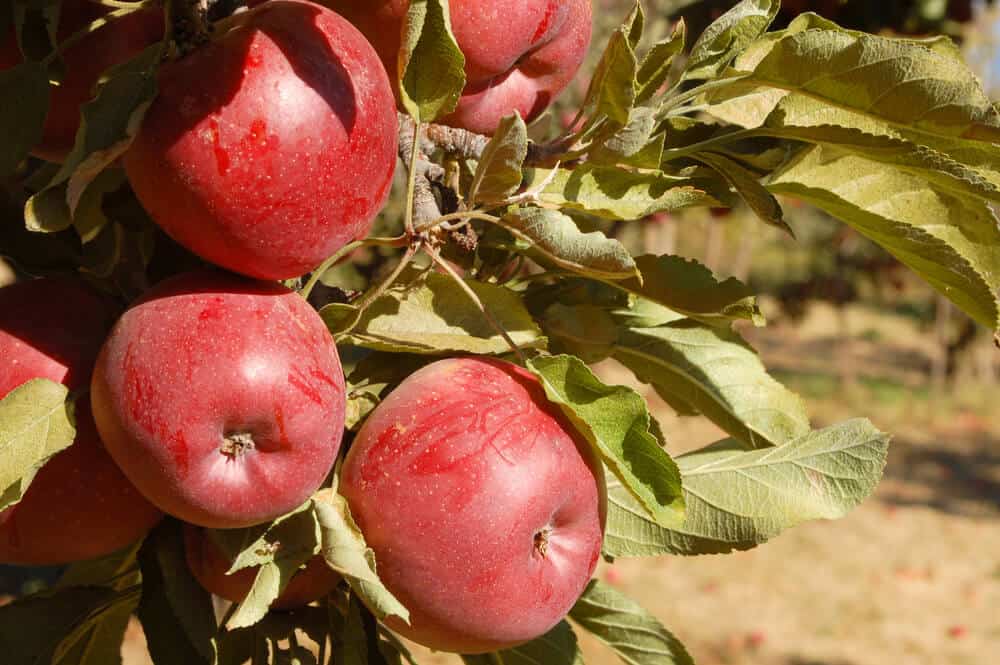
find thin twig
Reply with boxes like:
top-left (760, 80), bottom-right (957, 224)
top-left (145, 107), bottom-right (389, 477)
top-left (418, 210), bottom-right (501, 232)
top-left (398, 115), bottom-right (446, 227)
top-left (657, 76), bottom-right (747, 119)
top-left (660, 128), bottom-right (756, 163)
top-left (300, 241), bottom-right (362, 301)
top-left (403, 119), bottom-right (422, 236)
top-left (499, 161), bottom-right (561, 206)
top-left (335, 245), bottom-right (418, 337)
top-left (427, 248), bottom-right (527, 364)
top-left (506, 269), bottom-right (572, 287)
top-left (298, 236), bottom-right (407, 301)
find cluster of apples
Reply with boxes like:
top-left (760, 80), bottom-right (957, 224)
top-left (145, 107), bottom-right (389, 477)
top-left (1, 0), bottom-right (604, 654)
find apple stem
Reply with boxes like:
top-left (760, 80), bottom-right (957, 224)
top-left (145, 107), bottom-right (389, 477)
top-left (332, 245), bottom-right (418, 339)
top-left (221, 431), bottom-right (255, 458)
top-left (428, 247), bottom-right (527, 365)
top-left (534, 526), bottom-right (553, 559)
top-left (402, 118), bottom-right (422, 236)
top-left (168, 0), bottom-right (213, 56)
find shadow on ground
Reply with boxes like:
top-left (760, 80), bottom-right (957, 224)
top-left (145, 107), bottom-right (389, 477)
top-left (880, 433), bottom-right (1000, 518)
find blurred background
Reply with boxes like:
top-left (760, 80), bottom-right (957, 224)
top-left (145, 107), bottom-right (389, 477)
top-left (548, 2), bottom-right (1000, 664)
top-left (3, 1), bottom-right (999, 664)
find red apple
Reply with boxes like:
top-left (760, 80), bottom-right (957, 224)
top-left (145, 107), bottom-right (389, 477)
top-left (184, 525), bottom-right (339, 609)
top-left (91, 271), bottom-right (346, 528)
top-left (340, 357), bottom-right (606, 653)
top-left (123, 0), bottom-right (398, 281)
top-left (323, 0), bottom-right (593, 135)
top-left (0, 278), bottom-right (162, 565)
top-left (0, 1), bottom-right (163, 162)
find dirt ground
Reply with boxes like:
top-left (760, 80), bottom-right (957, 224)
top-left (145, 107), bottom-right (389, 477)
top-left (109, 303), bottom-right (1000, 664)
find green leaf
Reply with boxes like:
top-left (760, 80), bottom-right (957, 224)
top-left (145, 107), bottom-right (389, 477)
top-left (71, 168), bottom-right (126, 243)
top-left (24, 42), bottom-right (162, 234)
top-left (604, 420), bottom-right (889, 556)
top-left (331, 594), bottom-right (394, 665)
top-left (375, 630), bottom-right (418, 665)
top-left (228, 564), bottom-right (283, 630)
top-left (2, 544), bottom-right (139, 665)
top-left (721, 28), bottom-right (1000, 143)
top-left (767, 144), bottom-right (1000, 329)
top-left (709, 88), bottom-right (1000, 193)
top-left (753, 120), bottom-right (1000, 204)
top-left (218, 626), bottom-right (268, 665)
top-left (137, 521), bottom-right (218, 665)
top-left (54, 544), bottom-right (142, 665)
top-left (57, 542), bottom-right (141, 590)
top-left (570, 579), bottom-right (694, 665)
top-left (53, 590), bottom-right (137, 665)
top-left (331, 594), bottom-right (370, 665)
top-left (345, 392), bottom-right (382, 433)
top-left (326, 269), bottom-right (545, 355)
top-left (0, 586), bottom-right (123, 665)
top-left (344, 352), bottom-right (434, 430)
top-left (314, 489), bottom-right (409, 624)
top-left (79, 219), bottom-right (156, 285)
top-left (636, 19), bottom-right (685, 104)
top-left (693, 151), bottom-right (791, 235)
top-left (0, 378), bottom-right (75, 512)
top-left (398, 0), bottom-right (465, 123)
top-left (24, 182), bottom-right (72, 234)
top-left (63, 42), bottom-right (162, 209)
top-left (590, 106), bottom-right (662, 167)
top-left (583, 22), bottom-right (638, 125)
top-left (0, 61), bottom-right (49, 178)
top-left (528, 355), bottom-right (684, 528)
top-left (613, 321), bottom-right (811, 449)
top-left (210, 502), bottom-right (322, 629)
top-left (783, 10), bottom-right (964, 61)
top-left (614, 254), bottom-right (763, 326)
top-left (613, 298), bottom-right (687, 330)
top-left (376, 640), bottom-right (415, 665)
top-left (13, 1), bottom-right (61, 60)
top-left (213, 503), bottom-right (319, 574)
top-left (541, 303), bottom-right (620, 364)
top-left (463, 621), bottom-right (584, 665)
top-left (250, 607), bottom-right (328, 655)
top-left (500, 207), bottom-right (638, 280)
top-left (470, 113), bottom-right (527, 204)
top-left (523, 165), bottom-right (722, 220)
top-left (623, 1), bottom-right (644, 50)
top-left (896, 131), bottom-right (1000, 187)
top-left (0, 6), bottom-right (11, 46)
top-left (785, 11), bottom-right (848, 34)
top-left (683, 0), bottom-right (778, 82)
top-left (699, 80), bottom-right (786, 129)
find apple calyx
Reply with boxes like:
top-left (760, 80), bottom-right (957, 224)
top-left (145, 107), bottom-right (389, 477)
top-left (221, 431), bottom-right (256, 458)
